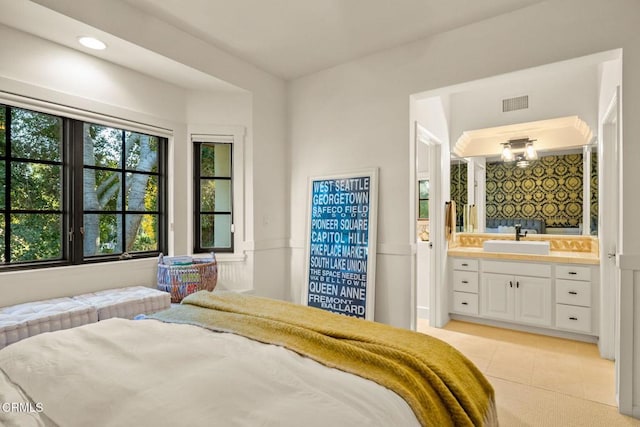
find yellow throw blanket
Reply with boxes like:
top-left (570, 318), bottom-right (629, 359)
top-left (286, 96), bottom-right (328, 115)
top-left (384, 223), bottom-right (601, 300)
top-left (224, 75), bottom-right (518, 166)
top-left (150, 291), bottom-right (497, 427)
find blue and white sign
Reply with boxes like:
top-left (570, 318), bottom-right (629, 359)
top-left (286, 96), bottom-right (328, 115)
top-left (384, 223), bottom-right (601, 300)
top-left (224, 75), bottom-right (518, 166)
top-left (304, 169), bottom-right (378, 320)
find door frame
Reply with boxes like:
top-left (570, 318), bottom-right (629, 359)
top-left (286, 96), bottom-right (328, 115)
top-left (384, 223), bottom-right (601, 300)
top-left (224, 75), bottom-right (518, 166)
top-left (599, 88), bottom-right (618, 360)
top-left (598, 86), bottom-right (640, 417)
top-left (414, 122), bottom-right (448, 328)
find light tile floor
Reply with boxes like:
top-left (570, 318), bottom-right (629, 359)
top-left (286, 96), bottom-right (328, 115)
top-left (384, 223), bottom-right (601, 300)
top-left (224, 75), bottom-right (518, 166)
top-left (417, 319), bottom-right (617, 407)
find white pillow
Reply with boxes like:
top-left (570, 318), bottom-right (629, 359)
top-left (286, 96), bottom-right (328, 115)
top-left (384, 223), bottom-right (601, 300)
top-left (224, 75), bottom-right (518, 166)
top-left (498, 225), bottom-right (516, 233)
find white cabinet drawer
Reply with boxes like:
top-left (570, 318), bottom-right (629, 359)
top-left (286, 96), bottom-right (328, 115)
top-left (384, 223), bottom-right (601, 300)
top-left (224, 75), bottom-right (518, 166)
top-left (453, 271), bottom-right (478, 293)
top-left (482, 260), bottom-right (551, 278)
top-left (452, 258), bottom-right (478, 271)
top-left (556, 279), bottom-right (591, 307)
top-left (556, 304), bottom-right (592, 333)
top-left (453, 292), bottom-right (478, 315)
top-left (556, 265), bottom-right (591, 281)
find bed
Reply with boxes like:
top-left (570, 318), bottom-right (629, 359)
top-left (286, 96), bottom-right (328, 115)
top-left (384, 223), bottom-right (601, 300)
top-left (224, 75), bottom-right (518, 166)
top-left (0, 291), bottom-right (497, 427)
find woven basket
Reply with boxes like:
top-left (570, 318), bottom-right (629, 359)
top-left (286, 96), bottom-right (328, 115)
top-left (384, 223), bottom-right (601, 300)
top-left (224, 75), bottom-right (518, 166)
top-left (157, 254), bottom-right (218, 303)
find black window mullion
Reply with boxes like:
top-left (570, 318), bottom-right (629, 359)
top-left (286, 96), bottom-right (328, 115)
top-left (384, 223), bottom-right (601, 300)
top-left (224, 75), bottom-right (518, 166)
top-left (121, 130), bottom-right (127, 254)
top-left (3, 107), bottom-right (11, 263)
top-left (193, 142), bottom-right (202, 252)
top-left (70, 120), bottom-right (84, 264)
top-left (158, 137), bottom-right (167, 257)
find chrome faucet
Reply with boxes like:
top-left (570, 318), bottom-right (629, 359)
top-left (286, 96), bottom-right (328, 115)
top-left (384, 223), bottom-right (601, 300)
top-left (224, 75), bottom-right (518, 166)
top-left (515, 224), bottom-right (527, 241)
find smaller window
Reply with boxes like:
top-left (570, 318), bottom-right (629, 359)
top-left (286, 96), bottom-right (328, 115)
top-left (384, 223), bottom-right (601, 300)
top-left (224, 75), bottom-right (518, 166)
top-left (418, 179), bottom-right (429, 219)
top-left (417, 179), bottom-right (430, 242)
top-left (194, 141), bottom-right (233, 253)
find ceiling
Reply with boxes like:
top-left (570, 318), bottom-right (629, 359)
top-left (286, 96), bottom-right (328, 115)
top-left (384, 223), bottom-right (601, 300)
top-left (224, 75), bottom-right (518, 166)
top-left (0, 0), bottom-right (241, 92)
top-left (122, 0), bottom-right (545, 80)
top-left (1, 0), bottom-right (612, 155)
top-left (453, 116), bottom-right (594, 159)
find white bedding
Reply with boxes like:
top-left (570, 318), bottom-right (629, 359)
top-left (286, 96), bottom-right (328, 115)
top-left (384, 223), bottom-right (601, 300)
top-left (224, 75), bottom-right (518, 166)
top-left (0, 318), bottom-right (420, 427)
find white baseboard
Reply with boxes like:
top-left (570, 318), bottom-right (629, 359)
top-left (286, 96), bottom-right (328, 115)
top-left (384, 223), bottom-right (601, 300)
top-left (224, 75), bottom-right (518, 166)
top-left (417, 306), bottom-right (429, 319)
top-left (449, 314), bottom-right (598, 344)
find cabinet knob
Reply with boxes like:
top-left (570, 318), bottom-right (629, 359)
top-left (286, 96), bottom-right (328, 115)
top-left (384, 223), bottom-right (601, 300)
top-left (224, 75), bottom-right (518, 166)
top-left (569, 316), bottom-right (578, 321)
top-left (461, 302), bottom-right (468, 305)
top-left (462, 263), bottom-right (468, 267)
top-left (568, 271), bottom-right (577, 275)
top-left (461, 280), bottom-right (469, 284)
top-left (568, 291), bottom-right (578, 295)
top-left (509, 281), bottom-right (513, 288)
top-left (516, 281), bottom-right (520, 288)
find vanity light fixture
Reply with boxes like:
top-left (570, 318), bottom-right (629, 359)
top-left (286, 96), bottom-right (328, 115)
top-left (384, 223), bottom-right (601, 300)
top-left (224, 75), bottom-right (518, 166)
top-left (501, 143), bottom-right (515, 162)
top-left (525, 141), bottom-right (538, 160)
top-left (501, 138), bottom-right (537, 165)
top-left (78, 36), bottom-right (107, 50)
top-left (515, 155), bottom-right (530, 168)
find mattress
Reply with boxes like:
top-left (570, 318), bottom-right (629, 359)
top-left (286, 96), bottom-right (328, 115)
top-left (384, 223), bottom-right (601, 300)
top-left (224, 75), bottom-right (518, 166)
top-left (0, 297), bottom-right (98, 349)
top-left (73, 286), bottom-right (170, 320)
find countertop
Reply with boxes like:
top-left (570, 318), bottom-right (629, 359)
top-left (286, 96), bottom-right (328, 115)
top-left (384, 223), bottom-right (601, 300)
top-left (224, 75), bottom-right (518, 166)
top-left (447, 246), bottom-right (600, 265)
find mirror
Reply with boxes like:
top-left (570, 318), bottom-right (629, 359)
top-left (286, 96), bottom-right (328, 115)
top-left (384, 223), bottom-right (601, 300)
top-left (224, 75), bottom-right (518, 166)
top-left (451, 146), bottom-right (598, 236)
top-left (450, 157), bottom-right (467, 232)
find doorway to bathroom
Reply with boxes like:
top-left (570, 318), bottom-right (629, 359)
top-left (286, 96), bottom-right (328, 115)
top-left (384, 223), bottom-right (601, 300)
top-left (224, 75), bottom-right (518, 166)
top-left (410, 48), bottom-right (623, 410)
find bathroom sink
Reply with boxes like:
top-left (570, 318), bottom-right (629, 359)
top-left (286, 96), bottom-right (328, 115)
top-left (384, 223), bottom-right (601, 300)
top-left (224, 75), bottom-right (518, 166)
top-left (482, 239), bottom-right (550, 255)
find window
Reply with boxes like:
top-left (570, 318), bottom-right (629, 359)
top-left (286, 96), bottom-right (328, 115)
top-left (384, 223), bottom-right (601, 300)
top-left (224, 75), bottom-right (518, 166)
top-left (193, 140), bottom-right (233, 253)
top-left (1, 105), bottom-right (64, 264)
top-left (82, 123), bottom-right (165, 258)
top-left (417, 178), bottom-right (430, 242)
top-left (0, 102), bottom-right (167, 269)
top-left (418, 179), bottom-right (429, 219)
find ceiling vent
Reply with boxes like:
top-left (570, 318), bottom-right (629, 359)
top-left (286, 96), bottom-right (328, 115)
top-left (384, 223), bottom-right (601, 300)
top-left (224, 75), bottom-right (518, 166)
top-left (502, 95), bottom-right (528, 112)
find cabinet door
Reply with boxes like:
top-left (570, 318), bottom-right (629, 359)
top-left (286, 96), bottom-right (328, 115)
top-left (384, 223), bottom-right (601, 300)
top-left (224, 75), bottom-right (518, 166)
top-left (481, 273), bottom-right (514, 321)
top-left (514, 276), bottom-right (552, 326)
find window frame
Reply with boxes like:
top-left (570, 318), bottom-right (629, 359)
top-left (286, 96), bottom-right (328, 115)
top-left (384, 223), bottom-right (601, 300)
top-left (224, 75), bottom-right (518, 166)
top-left (418, 178), bottom-right (430, 220)
top-left (193, 140), bottom-right (234, 253)
top-left (190, 128), bottom-right (245, 260)
top-left (78, 122), bottom-right (168, 263)
top-left (0, 100), bottom-right (168, 271)
top-left (0, 105), bottom-right (68, 268)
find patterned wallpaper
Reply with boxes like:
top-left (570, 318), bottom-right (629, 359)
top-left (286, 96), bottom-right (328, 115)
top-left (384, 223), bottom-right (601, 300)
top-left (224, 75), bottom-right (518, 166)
top-left (450, 162), bottom-right (467, 227)
top-left (486, 153), bottom-right (584, 229)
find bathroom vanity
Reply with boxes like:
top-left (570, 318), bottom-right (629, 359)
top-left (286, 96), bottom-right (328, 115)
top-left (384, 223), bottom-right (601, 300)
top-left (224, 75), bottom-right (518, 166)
top-left (448, 233), bottom-right (599, 339)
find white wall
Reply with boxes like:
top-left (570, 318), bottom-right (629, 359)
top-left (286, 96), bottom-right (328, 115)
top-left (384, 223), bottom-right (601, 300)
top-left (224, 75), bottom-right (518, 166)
top-left (449, 61), bottom-right (599, 143)
top-left (289, 0), bottom-right (640, 415)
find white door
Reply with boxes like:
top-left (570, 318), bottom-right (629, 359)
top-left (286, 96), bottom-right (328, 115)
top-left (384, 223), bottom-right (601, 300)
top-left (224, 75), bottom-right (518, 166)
top-left (415, 122), bottom-right (445, 327)
top-left (416, 175), bottom-right (431, 320)
top-left (428, 142), bottom-right (443, 326)
top-left (602, 87), bottom-right (632, 413)
top-left (481, 273), bottom-right (514, 321)
top-left (600, 88), bottom-right (619, 360)
top-left (515, 276), bottom-right (552, 326)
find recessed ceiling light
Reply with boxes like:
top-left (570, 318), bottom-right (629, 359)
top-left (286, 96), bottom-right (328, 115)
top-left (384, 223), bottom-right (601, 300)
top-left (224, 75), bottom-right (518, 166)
top-left (78, 36), bottom-right (106, 50)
